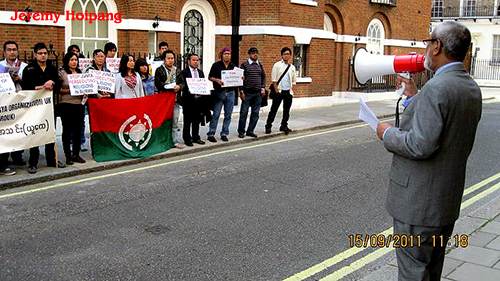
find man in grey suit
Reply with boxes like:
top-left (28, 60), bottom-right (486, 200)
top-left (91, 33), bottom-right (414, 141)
top-left (377, 21), bottom-right (482, 281)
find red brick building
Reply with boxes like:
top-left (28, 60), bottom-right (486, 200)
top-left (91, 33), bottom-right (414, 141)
top-left (0, 0), bottom-right (431, 99)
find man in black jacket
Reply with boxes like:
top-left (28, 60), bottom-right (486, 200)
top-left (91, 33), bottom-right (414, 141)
top-left (22, 42), bottom-right (65, 173)
top-left (176, 54), bottom-right (208, 146)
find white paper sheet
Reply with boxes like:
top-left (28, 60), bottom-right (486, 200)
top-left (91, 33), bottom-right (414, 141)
top-left (359, 98), bottom-right (379, 131)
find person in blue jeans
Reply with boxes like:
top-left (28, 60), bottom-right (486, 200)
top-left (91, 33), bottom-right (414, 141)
top-left (207, 47), bottom-right (238, 142)
top-left (238, 47), bottom-right (266, 138)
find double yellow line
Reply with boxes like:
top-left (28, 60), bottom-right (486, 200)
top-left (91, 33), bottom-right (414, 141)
top-left (284, 171), bottom-right (500, 281)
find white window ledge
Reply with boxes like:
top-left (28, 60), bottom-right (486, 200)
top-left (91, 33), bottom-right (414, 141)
top-left (290, 0), bottom-right (318, 7)
top-left (297, 77), bottom-right (312, 83)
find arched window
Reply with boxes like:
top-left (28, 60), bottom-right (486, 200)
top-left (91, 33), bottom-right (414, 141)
top-left (183, 10), bottom-right (204, 69)
top-left (65, 0), bottom-right (118, 56)
top-left (180, 0), bottom-right (216, 75)
top-left (324, 13), bottom-right (334, 32)
top-left (366, 19), bottom-right (385, 55)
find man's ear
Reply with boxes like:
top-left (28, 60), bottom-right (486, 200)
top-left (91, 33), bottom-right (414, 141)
top-left (433, 39), bottom-right (442, 56)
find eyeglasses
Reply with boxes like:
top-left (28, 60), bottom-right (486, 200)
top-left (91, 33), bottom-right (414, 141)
top-left (36, 52), bottom-right (48, 55)
top-left (423, 38), bottom-right (438, 46)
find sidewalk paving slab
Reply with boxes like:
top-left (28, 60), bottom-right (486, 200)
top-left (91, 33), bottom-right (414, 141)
top-left (446, 245), bottom-right (500, 267)
top-left (447, 262), bottom-right (500, 281)
top-left (468, 231), bottom-right (498, 247)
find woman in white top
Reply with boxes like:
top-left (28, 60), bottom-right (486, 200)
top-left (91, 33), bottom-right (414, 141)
top-left (114, 54), bottom-right (144, 99)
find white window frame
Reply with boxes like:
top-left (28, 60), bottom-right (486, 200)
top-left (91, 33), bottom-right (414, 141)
top-left (492, 35), bottom-right (500, 62)
top-left (294, 44), bottom-right (308, 78)
top-left (366, 19), bottom-right (385, 55)
top-left (431, 0), bottom-right (443, 17)
top-left (64, 0), bottom-right (118, 56)
top-left (290, 0), bottom-right (318, 7)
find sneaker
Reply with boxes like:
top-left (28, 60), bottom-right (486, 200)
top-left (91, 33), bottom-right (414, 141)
top-left (81, 143), bottom-right (88, 152)
top-left (28, 166), bottom-right (37, 174)
top-left (72, 156), bottom-right (86, 164)
top-left (207, 136), bottom-right (217, 143)
top-left (0, 167), bottom-right (16, 176)
top-left (246, 132), bottom-right (258, 138)
top-left (238, 133), bottom-right (245, 138)
top-left (221, 136), bottom-right (229, 142)
top-left (174, 143), bottom-right (185, 149)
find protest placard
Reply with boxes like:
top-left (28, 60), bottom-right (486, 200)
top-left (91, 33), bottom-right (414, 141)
top-left (88, 69), bottom-right (115, 93)
top-left (150, 61), bottom-right (164, 77)
top-left (186, 78), bottom-right (211, 95)
top-left (0, 73), bottom-right (16, 94)
top-left (221, 67), bottom-right (244, 88)
top-left (106, 58), bottom-right (121, 73)
top-left (0, 90), bottom-right (56, 153)
top-left (68, 73), bottom-right (98, 96)
top-left (78, 58), bottom-right (93, 71)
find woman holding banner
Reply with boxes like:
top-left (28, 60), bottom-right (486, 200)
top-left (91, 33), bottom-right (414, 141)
top-left (115, 54), bottom-right (144, 99)
top-left (85, 49), bottom-right (113, 99)
top-left (58, 52), bottom-right (86, 165)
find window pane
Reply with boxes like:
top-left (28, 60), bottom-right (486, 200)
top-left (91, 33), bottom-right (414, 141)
top-left (83, 40), bottom-right (96, 55)
top-left (85, 1), bottom-right (96, 38)
top-left (148, 31), bottom-right (156, 54)
top-left (71, 1), bottom-right (83, 37)
top-left (98, 3), bottom-right (108, 38)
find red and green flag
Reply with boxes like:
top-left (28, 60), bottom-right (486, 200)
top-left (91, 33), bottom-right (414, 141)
top-left (89, 92), bottom-right (176, 162)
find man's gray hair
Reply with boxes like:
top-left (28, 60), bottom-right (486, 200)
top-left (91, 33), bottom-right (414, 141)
top-left (433, 21), bottom-right (471, 62)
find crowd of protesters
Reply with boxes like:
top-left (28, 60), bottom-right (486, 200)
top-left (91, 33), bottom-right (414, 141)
top-left (0, 40), bottom-right (297, 176)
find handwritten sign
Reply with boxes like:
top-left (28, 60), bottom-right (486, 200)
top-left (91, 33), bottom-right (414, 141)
top-left (67, 73), bottom-right (98, 96)
top-left (221, 67), bottom-right (244, 88)
top-left (106, 58), bottom-right (121, 73)
top-left (78, 58), bottom-right (93, 71)
top-left (186, 78), bottom-right (211, 95)
top-left (88, 69), bottom-right (115, 93)
top-left (0, 73), bottom-right (16, 94)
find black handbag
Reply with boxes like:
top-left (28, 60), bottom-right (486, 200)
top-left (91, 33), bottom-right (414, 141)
top-left (261, 89), bottom-right (269, 107)
top-left (269, 64), bottom-right (291, 99)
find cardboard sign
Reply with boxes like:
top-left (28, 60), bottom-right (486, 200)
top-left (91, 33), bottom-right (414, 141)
top-left (150, 61), bottom-right (164, 77)
top-left (78, 58), bottom-right (93, 71)
top-left (186, 78), bottom-right (211, 95)
top-left (67, 73), bottom-right (98, 96)
top-left (221, 67), bottom-right (244, 87)
top-left (88, 69), bottom-right (115, 93)
top-left (0, 73), bottom-right (16, 94)
top-left (106, 58), bottom-right (121, 73)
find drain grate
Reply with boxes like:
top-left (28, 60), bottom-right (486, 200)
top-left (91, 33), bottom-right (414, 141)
top-left (145, 225), bottom-right (171, 235)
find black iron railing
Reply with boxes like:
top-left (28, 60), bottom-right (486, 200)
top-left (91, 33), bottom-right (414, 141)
top-left (432, 6), bottom-right (500, 19)
top-left (370, 0), bottom-right (397, 7)
top-left (471, 58), bottom-right (500, 80)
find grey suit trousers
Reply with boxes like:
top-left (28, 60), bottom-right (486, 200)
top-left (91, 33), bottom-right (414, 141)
top-left (393, 219), bottom-right (454, 281)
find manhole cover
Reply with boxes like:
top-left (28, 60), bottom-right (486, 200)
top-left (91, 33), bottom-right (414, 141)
top-left (145, 225), bottom-right (170, 235)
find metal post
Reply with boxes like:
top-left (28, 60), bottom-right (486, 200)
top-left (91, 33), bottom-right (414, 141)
top-left (231, 0), bottom-right (241, 66)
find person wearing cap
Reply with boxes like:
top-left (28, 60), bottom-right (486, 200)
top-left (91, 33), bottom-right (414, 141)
top-left (238, 47), bottom-right (266, 138)
top-left (207, 47), bottom-right (238, 142)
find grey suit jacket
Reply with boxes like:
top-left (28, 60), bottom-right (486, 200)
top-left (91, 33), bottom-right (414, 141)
top-left (384, 63), bottom-right (482, 227)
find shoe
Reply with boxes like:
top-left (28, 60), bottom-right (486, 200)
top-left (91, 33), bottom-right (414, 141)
top-left (265, 125), bottom-right (272, 134)
top-left (47, 161), bottom-right (67, 168)
top-left (28, 166), bottom-right (37, 174)
top-left (280, 127), bottom-right (292, 135)
top-left (0, 167), bottom-right (16, 176)
top-left (72, 156), bottom-right (86, 164)
top-left (194, 139), bottom-right (206, 145)
top-left (238, 134), bottom-right (245, 138)
top-left (185, 142), bottom-right (194, 147)
top-left (66, 158), bottom-right (74, 165)
top-left (221, 136), bottom-right (229, 142)
top-left (246, 132), bottom-right (258, 138)
top-left (81, 143), bottom-right (88, 152)
top-left (174, 143), bottom-right (185, 149)
top-left (207, 136), bottom-right (217, 143)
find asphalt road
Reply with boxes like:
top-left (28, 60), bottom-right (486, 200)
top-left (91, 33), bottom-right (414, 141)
top-left (1, 102), bottom-right (499, 281)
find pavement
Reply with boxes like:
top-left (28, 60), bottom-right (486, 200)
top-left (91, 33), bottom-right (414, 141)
top-left (1, 87), bottom-right (500, 280)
